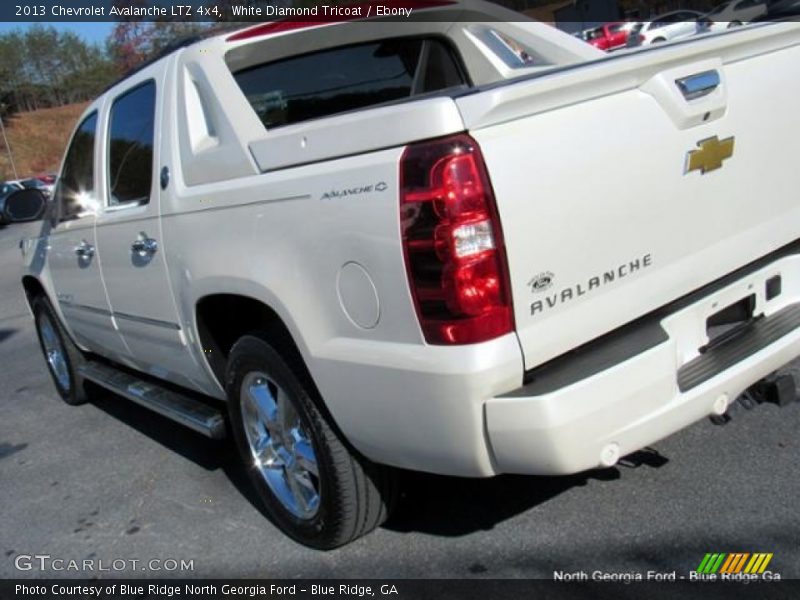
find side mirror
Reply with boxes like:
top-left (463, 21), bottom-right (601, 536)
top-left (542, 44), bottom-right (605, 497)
top-left (4, 189), bottom-right (47, 222)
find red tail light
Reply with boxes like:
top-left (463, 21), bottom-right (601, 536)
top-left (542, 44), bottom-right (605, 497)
top-left (400, 134), bottom-right (514, 345)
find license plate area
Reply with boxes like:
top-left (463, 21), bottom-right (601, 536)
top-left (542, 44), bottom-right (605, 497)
top-left (701, 294), bottom-right (759, 354)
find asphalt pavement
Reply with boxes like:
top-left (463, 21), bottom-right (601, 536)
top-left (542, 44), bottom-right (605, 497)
top-left (1, 221), bottom-right (798, 580)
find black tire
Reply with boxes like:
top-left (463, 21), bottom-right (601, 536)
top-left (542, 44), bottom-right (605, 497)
top-left (32, 295), bottom-right (90, 405)
top-left (652, 37), bottom-right (666, 43)
top-left (226, 334), bottom-right (396, 549)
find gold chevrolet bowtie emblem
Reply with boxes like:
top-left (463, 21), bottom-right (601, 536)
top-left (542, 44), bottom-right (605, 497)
top-left (686, 136), bottom-right (735, 174)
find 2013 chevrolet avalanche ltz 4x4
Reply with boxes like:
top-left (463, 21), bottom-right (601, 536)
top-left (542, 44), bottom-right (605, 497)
top-left (10, 1), bottom-right (800, 548)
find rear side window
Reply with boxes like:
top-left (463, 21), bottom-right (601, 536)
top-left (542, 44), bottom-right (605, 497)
top-left (55, 112), bottom-right (97, 222)
top-left (466, 26), bottom-right (546, 70)
top-left (233, 38), bottom-right (466, 129)
top-left (107, 81), bottom-right (156, 207)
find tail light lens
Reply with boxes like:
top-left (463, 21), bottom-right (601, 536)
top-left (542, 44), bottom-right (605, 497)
top-left (400, 134), bottom-right (514, 345)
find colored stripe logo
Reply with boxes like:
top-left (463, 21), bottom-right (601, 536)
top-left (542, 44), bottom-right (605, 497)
top-left (696, 553), bottom-right (773, 574)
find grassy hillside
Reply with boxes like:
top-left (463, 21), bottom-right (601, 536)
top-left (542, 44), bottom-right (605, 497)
top-left (0, 103), bottom-right (88, 180)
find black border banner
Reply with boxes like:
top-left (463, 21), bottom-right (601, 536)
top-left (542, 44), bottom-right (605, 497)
top-left (2, 0), bottom-right (800, 23)
top-left (3, 580), bottom-right (800, 600)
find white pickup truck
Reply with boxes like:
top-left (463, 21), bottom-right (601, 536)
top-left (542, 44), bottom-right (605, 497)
top-left (8, 2), bottom-right (800, 548)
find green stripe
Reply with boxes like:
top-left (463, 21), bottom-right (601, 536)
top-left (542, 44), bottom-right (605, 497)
top-left (702, 554), bottom-right (718, 573)
top-left (696, 554), bottom-right (713, 573)
top-left (711, 554), bottom-right (727, 574)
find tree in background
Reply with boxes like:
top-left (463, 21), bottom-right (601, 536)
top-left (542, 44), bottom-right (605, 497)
top-left (108, 21), bottom-right (152, 73)
top-left (108, 20), bottom-right (214, 74)
top-left (0, 19), bottom-right (219, 122)
top-left (0, 18), bottom-right (215, 179)
top-left (0, 26), bottom-right (116, 119)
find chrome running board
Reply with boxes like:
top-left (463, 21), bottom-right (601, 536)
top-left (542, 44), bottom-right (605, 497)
top-left (78, 361), bottom-right (226, 439)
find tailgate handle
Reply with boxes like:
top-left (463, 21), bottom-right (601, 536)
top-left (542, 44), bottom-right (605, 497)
top-left (676, 70), bottom-right (720, 101)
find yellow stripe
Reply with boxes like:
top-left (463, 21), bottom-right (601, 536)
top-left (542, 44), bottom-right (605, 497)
top-left (720, 554), bottom-right (736, 574)
top-left (733, 553), bottom-right (749, 573)
top-left (758, 553), bottom-right (773, 574)
top-left (748, 554), bottom-right (766, 574)
top-left (744, 554), bottom-right (759, 574)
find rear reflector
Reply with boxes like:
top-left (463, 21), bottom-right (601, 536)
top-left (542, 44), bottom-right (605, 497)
top-left (400, 134), bottom-right (514, 345)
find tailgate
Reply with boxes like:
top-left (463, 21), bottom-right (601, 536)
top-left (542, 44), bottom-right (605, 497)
top-left (456, 24), bottom-right (800, 371)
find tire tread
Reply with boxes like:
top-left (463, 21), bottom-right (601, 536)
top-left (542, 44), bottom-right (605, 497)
top-left (226, 334), bottom-right (396, 549)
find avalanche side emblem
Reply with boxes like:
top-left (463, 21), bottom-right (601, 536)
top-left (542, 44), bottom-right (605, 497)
top-left (685, 136), bottom-right (735, 175)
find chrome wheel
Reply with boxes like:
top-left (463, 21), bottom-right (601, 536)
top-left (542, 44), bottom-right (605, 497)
top-left (38, 312), bottom-right (70, 391)
top-left (240, 372), bottom-right (320, 519)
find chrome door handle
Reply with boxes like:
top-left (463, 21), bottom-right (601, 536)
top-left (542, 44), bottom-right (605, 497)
top-left (131, 237), bottom-right (158, 256)
top-left (75, 240), bottom-right (95, 258)
top-left (676, 70), bottom-right (720, 101)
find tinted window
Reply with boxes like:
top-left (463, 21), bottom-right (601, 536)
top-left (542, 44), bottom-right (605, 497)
top-left (54, 112), bottom-right (97, 222)
top-left (234, 38), bottom-right (465, 129)
top-left (422, 40), bottom-right (466, 92)
top-left (107, 81), bottom-right (156, 207)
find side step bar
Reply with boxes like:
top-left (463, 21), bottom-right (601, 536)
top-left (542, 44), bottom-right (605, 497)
top-left (78, 361), bottom-right (226, 439)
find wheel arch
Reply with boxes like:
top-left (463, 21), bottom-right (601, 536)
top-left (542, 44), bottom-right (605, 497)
top-left (194, 293), bottom-right (316, 395)
top-left (21, 275), bottom-right (47, 312)
top-left (21, 275), bottom-right (88, 352)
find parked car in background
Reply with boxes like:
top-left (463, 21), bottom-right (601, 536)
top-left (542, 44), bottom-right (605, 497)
top-left (637, 10), bottom-right (705, 44)
top-left (703, 0), bottom-right (769, 30)
top-left (20, 177), bottom-right (52, 198)
top-left (0, 181), bottom-right (24, 225)
top-left (35, 173), bottom-right (57, 191)
top-left (585, 22), bottom-right (631, 51)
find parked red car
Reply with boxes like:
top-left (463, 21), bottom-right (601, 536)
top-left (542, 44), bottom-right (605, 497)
top-left (585, 22), bottom-right (630, 51)
top-left (35, 173), bottom-right (57, 185)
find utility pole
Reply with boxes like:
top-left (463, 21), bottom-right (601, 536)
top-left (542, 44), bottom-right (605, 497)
top-left (0, 107), bottom-right (18, 180)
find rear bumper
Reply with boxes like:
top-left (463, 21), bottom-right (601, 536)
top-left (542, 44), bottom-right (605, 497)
top-left (486, 254), bottom-right (800, 475)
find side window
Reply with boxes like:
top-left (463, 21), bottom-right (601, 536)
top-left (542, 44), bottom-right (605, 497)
top-left (421, 40), bottom-right (466, 93)
top-left (54, 112), bottom-right (97, 222)
top-left (107, 81), bottom-right (156, 207)
top-left (233, 38), bottom-right (466, 129)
